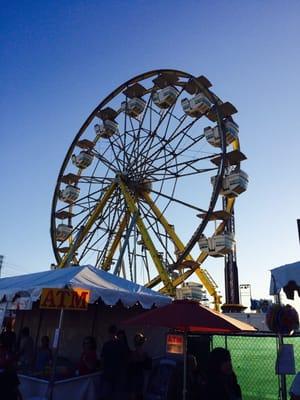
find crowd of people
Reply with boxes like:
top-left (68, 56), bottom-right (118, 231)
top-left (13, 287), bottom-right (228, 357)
top-left (7, 320), bottom-right (293, 400)
top-left (83, 325), bottom-right (152, 400)
top-left (0, 320), bottom-right (245, 400)
top-left (0, 322), bottom-right (152, 400)
top-left (0, 324), bottom-right (52, 373)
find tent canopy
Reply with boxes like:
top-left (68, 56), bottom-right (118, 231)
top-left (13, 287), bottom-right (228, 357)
top-left (123, 299), bottom-right (256, 333)
top-left (270, 261), bottom-right (300, 298)
top-left (0, 265), bottom-right (171, 309)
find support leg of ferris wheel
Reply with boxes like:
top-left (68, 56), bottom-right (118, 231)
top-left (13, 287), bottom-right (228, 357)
top-left (59, 182), bottom-right (117, 268)
top-left (113, 212), bottom-right (138, 276)
top-left (102, 211), bottom-right (130, 271)
top-left (145, 194), bottom-right (236, 308)
top-left (143, 194), bottom-right (237, 308)
top-left (118, 179), bottom-right (175, 295)
top-left (142, 191), bottom-right (221, 309)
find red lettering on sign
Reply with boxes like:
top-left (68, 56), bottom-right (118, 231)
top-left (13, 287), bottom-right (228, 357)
top-left (71, 290), bottom-right (89, 309)
top-left (56, 289), bottom-right (71, 307)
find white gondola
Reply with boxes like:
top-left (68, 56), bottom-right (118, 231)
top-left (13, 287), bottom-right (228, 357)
top-left (72, 151), bottom-right (93, 169)
top-left (204, 119), bottom-right (239, 148)
top-left (204, 126), bottom-right (221, 147)
top-left (181, 93), bottom-right (211, 117)
top-left (211, 170), bottom-right (248, 197)
top-left (198, 236), bottom-right (208, 252)
top-left (224, 119), bottom-right (239, 142)
top-left (94, 120), bottom-right (119, 139)
top-left (56, 224), bottom-right (73, 241)
top-left (153, 86), bottom-right (178, 109)
top-left (121, 97), bottom-right (146, 117)
top-left (60, 185), bottom-right (80, 204)
top-left (199, 233), bottom-right (235, 256)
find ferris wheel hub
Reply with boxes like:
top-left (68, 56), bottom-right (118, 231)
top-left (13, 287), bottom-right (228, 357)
top-left (116, 173), bottom-right (152, 195)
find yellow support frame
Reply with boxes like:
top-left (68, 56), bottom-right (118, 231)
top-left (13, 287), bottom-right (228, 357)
top-left (59, 182), bottom-right (117, 268)
top-left (118, 180), bottom-right (175, 294)
top-left (102, 211), bottom-right (130, 271)
top-left (142, 192), bottom-right (222, 309)
top-left (147, 197), bottom-right (235, 307)
top-left (141, 192), bottom-right (193, 261)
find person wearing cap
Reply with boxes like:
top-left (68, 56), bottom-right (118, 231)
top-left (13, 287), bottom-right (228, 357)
top-left (129, 332), bottom-right (152, 400)
top-left (206, 347), bottom-right (242, 400)
top-left (290, 372), bottom-right (300, 399)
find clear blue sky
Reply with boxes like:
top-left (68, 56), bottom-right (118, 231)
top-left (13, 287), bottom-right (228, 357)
top-left (1, 0), bottom-right (300, 300)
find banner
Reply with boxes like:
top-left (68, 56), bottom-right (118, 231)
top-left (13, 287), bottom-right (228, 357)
top-left (8, 297), bottom-right (33, 310)
top-left (40, 288), bottom-right (90, 310)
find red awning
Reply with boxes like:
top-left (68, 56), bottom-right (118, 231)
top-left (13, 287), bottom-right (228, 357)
top-left (123, 299), bottom-right (256, 333)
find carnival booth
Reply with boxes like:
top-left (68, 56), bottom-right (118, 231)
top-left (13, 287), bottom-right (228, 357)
top-left (124, 299), bottom-right (256, 400)
top-left (0, 265), bottom-right (171, 400)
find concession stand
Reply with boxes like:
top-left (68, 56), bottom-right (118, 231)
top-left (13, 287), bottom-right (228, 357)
top-left (0, 265), bottom-right (171, 400)
top-left (124, 299), bottom-right (256, 400)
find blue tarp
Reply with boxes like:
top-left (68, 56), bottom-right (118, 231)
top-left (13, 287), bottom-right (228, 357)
top-left (270, 260), bottom-right (300, 295)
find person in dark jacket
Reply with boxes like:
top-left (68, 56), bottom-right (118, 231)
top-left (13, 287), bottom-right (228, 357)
top-left (129, 332), bottom-right (152, 400)
top-left (117, 330), bottom-right (131, 396)
top-left (206, 347), bottom-right (242, 400)
top-left (100, 325), bottom-right (129, 400)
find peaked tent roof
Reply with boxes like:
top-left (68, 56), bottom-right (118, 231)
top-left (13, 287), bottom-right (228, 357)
top-left (0, 265), bottom-right (171, 309)
top-left (123, 299), bottom-right (256, 333)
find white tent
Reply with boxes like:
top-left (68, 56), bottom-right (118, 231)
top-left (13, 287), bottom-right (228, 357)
top-left (0, 265), bottom-right (171, 309)
top-left (270, 260), bottom-right (300, 297)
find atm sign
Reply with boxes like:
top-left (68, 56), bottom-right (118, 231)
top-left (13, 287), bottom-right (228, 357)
top-left (40, 288), bottom-right (90, 310)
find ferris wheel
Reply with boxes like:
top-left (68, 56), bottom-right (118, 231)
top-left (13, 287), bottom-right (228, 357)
top-left (50, 69), bottom-right (248, 308)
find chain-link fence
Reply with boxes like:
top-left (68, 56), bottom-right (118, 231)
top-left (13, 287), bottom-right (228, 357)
top-left (211, 333), bottom-right (300, 400)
